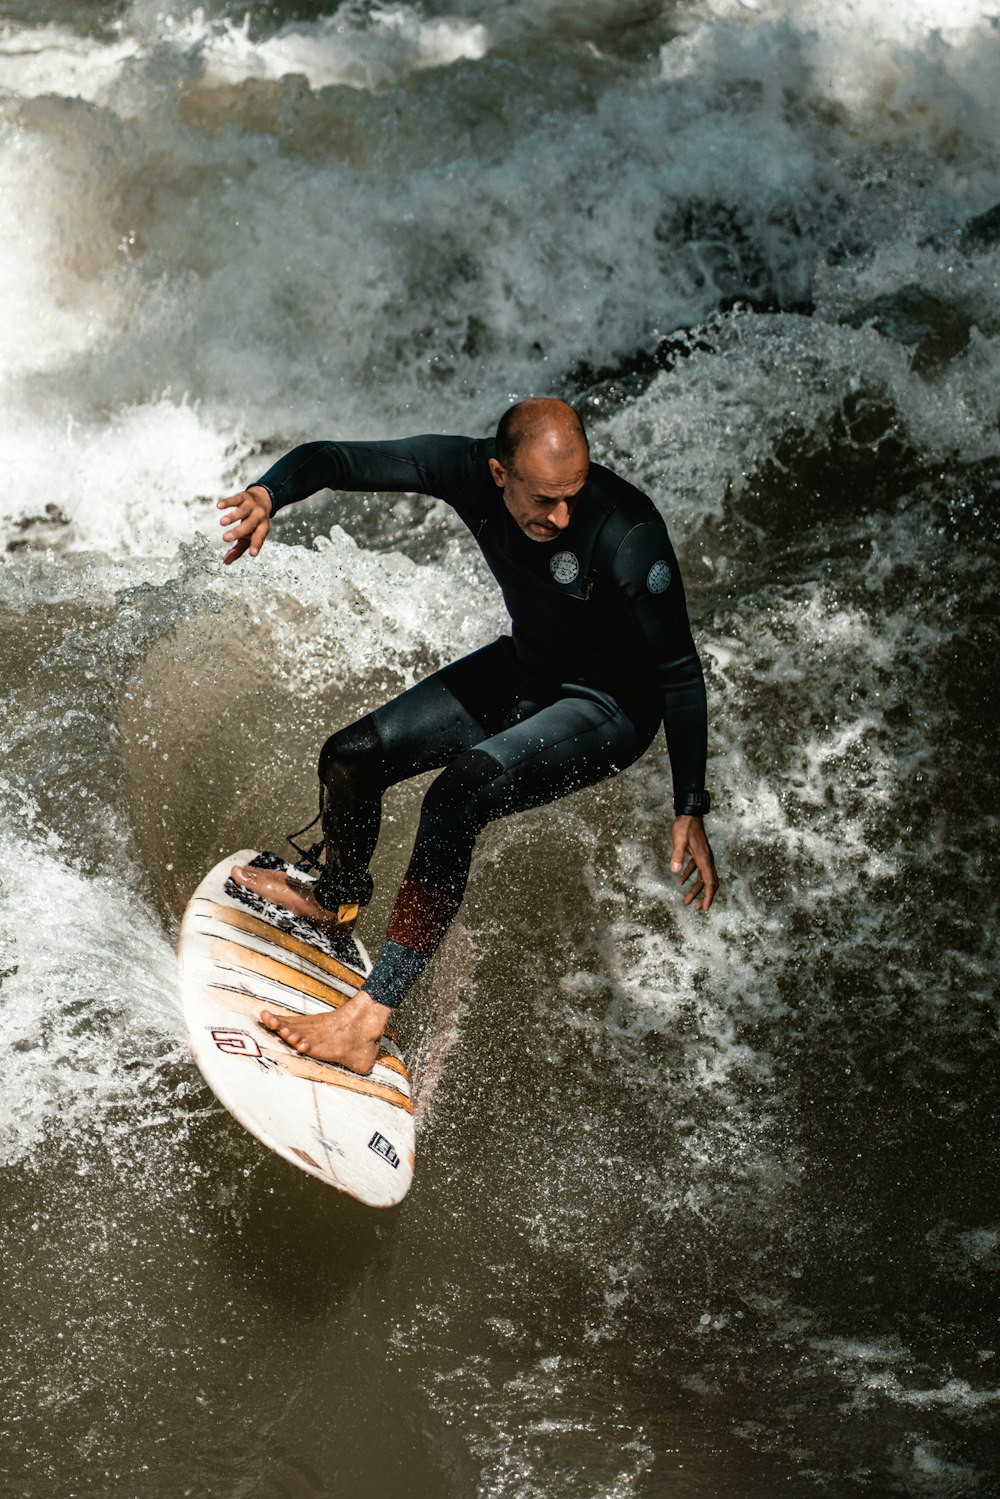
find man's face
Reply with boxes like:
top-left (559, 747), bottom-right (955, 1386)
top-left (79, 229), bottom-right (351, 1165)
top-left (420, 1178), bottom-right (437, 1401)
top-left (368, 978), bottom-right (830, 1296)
top-left (488, 443), bottom-right (589, 543)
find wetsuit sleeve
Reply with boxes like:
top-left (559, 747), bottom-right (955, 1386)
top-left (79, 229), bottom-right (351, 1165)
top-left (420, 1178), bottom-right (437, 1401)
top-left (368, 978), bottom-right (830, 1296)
top-left (254, 435), bottom-right (476, 515)
top-left (610, 521), bottom-right (708, 813)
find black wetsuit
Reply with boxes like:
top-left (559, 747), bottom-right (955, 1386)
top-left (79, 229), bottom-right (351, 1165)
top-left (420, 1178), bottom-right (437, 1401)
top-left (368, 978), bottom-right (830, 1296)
top-left (257, 436), bottom-right (708, 1007)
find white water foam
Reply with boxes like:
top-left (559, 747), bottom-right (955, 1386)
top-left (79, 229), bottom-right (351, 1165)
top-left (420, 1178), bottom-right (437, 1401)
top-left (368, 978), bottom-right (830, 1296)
top-left (3, 402), bottom-right (238, 554)
top-left (0, 819), bottom-right (183, 1168)
top-left (187, 7), bottom-right (489, 91)
top-left (600, 311), bottom-right (1000, 546)
top-left (0, 22), bottom-right (135, 102)
top-left (0, 4), bottom-right (488, 102)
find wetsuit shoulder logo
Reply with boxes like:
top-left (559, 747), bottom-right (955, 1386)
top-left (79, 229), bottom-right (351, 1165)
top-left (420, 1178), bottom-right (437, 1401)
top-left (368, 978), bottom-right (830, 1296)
top-left (549, 550), bottom-right (580, 586)
top-left (646, 559), bottom-right (671, 595)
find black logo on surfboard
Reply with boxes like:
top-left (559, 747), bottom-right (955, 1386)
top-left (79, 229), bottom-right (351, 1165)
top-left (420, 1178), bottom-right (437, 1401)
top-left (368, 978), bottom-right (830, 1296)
top-left (368, 1131), bottom-right (400, 1169)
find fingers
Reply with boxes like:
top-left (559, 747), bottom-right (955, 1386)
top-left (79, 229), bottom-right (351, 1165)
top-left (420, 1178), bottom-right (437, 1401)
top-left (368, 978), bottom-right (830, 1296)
top-left (683, 848), bottom-right (718, 911)
top-left (218, 485), bottom-right (272, 514)
top-left (217, 490), bottom-right (255, 526)
top-left (668, 825), bottom-right (688, 876)
top-left (220, 505), bottom-right (265, 538)
top-left (220, 521), bottom-right (269, 563)
top-left (218, 488), bottom-right (271, 564)
top-left (686, 855), bottom-right (717, 911)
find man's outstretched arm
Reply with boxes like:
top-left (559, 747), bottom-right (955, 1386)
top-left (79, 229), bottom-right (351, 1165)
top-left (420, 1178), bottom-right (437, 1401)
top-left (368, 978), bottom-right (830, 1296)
top-left (217, 435), bottom-right (477, 564)
top-left (253, 435), bottom-right (476, 514)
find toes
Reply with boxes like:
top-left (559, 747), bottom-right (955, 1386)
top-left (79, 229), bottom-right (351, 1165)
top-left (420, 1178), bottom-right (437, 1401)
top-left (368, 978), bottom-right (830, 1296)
top-left (278, 1025), bottom-right (310, 1055)
top-left (260, 1011), bottom-right (314, 1055)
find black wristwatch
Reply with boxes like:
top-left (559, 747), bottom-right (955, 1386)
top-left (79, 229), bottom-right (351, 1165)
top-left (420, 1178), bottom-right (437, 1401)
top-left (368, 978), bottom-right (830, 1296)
top-left (675, 789), bottom-right (711, 817)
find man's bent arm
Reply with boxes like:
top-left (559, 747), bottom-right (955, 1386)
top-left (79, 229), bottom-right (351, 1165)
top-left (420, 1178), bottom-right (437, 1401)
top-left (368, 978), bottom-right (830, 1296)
top-left (611, 519), bottom-right (718, 909)
top-left (660, 658), bottom-right (709, 813)
top-left (611, 521), bottom-right (709, 812)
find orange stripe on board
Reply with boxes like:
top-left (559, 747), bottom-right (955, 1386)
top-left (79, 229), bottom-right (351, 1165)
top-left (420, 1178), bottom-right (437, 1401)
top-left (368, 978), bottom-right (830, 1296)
top-left (264, 1048), bottom-right (413, 1113)
top-left (375, 1052), bottom-right (408, 1080)
top-left (199, 900), bottom-right (365, 989)
top-left (204, 935), bottom-right (350, 1010)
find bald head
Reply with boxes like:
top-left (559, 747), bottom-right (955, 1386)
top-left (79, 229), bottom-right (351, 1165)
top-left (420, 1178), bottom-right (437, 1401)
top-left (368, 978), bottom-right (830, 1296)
top-left (490, 398), bottom-right (590, 543)
top-left (495, 397), bottom-right (589, 474)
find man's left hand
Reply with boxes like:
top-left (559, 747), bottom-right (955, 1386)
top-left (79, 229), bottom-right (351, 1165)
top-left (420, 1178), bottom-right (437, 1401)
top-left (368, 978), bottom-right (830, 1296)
top-left (669, 816), bottom-right (719, 912)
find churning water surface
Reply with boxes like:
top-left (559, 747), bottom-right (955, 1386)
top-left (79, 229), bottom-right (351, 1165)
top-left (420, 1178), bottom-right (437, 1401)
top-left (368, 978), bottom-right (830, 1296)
top-left (1, 1), bottom-right (998, 1495)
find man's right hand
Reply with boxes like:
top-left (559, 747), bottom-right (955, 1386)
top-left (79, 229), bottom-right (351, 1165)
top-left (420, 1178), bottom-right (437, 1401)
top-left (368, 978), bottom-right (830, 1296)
top-left (669, 815), bottom-right (719, 912)
top-left (218, 484), bottom-right (273, 564)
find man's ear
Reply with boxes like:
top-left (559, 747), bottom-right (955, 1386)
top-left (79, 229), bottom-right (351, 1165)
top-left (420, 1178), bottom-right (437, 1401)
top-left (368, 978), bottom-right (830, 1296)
top-left (488, 457), bottom-right (506, 489)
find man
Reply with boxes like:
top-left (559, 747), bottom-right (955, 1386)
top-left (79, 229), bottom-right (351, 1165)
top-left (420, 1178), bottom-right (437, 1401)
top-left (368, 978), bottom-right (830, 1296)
top-left (219, 398), bottom-right (718, 1076)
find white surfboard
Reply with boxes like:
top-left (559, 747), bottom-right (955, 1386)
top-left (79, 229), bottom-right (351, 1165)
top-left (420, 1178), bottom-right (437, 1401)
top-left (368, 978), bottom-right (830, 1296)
top-left (177, 850), bottom-right (415, 1207)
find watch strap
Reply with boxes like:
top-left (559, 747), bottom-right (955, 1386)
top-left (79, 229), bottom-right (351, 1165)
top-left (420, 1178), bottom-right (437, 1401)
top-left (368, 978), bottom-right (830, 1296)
top-left (675, 789), bottom-right (711, 817)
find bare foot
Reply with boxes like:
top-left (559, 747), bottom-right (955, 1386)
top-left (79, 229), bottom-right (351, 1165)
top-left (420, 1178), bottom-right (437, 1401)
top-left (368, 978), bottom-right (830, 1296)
top-left (260, 990), bottom-right (391, 1075)
top-left (230, 864), bottom-right (356, 932)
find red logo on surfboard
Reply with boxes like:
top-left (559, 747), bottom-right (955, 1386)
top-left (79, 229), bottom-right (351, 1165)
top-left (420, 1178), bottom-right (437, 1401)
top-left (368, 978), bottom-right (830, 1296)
top-left (211, 1028), bottom-right (263, 1058)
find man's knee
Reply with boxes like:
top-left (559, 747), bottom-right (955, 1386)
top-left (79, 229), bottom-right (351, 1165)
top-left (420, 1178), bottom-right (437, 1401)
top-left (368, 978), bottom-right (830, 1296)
top-left (421, 747), bottom-right (506, 831)
top-left (318, 714), bottom-right (385, 799)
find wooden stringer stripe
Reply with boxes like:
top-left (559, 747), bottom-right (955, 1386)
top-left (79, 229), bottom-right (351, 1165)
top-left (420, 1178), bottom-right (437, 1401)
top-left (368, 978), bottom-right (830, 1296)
top-left (200, 900), bottom-right (365, 988)
top-left (261, 1044), bottom-right (414, 1113)
top-left (204, 935), bottom-right (349, 1010)
top-left (374, 1052), bottom-right (408, 1080)
top-left (199, 900), bottom-right (403, 1045)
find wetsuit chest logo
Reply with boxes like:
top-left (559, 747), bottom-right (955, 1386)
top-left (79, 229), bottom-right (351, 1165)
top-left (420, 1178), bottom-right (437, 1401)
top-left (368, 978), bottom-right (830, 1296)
top-left (647, 560), bottom-right (671, 594)
top-left (549, 550), bottom-right (580, 585)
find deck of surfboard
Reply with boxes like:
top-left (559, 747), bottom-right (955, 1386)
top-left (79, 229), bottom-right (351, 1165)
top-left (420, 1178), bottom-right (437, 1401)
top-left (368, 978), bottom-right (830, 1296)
top-left (177, 850), bottom-right (415, 1206)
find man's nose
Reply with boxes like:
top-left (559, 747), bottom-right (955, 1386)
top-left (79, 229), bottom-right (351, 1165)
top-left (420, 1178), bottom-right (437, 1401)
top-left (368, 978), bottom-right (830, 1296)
top-left (547, 499), bottom-right (571, 530)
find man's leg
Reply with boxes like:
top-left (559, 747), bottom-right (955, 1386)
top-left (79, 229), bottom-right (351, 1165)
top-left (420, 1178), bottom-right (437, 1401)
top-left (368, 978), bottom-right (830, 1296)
top-left (247, 641), bottom-right (548, 1072)
top-left (232, 638), bottom-right (530, 926)
top-left (311, 641), bottom-right (534, 911)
